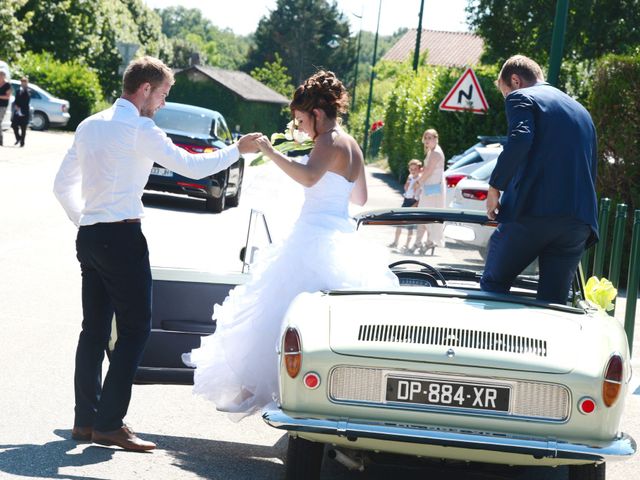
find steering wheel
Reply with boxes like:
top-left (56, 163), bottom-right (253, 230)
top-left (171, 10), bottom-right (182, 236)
top-left (389, 260), bottom-right (447, 287)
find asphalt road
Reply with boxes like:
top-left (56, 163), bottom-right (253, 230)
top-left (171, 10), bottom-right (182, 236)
top-left (0, 131), bottom-right (638, 480)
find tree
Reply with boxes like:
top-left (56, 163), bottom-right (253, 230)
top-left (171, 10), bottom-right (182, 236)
top-left (156, 6), bottom-right (250, 70)
top-left (246, 0), bottom-right (354, 86)
top-left (466, 0), bottom-right (640, 66)
top-left (0, 0), bottom-right (33, 62)
top-left (250, 53), bottom-right (295, 98)
top-left (16, 0), bottom-right (170, 98)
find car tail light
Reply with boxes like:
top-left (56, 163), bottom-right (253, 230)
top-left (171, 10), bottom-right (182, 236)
top-left (602, 354), bottom-right (623, 407)
top-left (177, 182), bottom-right (205, 190)
top-left (446, 174), bottom-right (467, 188)
top-left (462, 189), bottom-right (488, 201)
top-left (303, 372), bottom-right (320, 389)
top-left (283, 327), bottom-right (302, 378)
top-left (577, 397), bottom-right (596, 414)
top-left (175, 143), bottom-right (217, 154)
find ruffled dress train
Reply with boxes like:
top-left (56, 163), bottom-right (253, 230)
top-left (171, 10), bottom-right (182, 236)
top-left (183, 171), bottom-right (398, 420)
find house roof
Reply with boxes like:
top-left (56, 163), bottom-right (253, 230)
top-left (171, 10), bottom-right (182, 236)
top-left (179, 65), bottom-right (289, 105)
top-left (382, 29), bottom-right (484, 67)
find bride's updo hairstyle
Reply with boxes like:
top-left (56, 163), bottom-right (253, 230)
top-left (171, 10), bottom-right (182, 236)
top-left (290, 70), bottom-right (349, 138)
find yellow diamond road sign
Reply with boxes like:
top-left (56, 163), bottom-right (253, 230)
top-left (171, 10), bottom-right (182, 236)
top-left (439, 67), bottom-right (489, 114)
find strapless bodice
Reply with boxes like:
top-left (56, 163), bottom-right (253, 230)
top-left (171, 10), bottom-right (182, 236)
top-left (299, 171), bottom-right (354, 219)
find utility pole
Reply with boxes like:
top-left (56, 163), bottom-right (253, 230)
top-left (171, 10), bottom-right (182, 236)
top-left (548, 0), bottom-right (569, 86)
top-left (363, 0), bottom-right (382, 160)
top-left (413, 0), bottom-right (425, 71)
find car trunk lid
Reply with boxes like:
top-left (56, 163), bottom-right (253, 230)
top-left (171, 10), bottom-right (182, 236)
top-left (328, 293), bottom-right (582, 374)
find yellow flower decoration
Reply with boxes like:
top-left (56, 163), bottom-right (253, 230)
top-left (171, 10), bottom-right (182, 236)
top-left (585, 276), bottom-right (618, 312)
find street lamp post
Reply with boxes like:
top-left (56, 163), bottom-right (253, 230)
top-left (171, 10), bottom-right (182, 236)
top-left (351, 10), bottom-right (363, 111)
top-left (363, 0), bottom-right (382, 160)
top-left (413, 0), bottom-right (425, 71)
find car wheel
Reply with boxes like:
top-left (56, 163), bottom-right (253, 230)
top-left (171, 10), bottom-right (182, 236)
top-left (284, 435), bottom-right (324, 480)
top-left (226, 167), bottom-right (243, 208)
top-left (205, 192), bottom-right (225, 213)
top-left (31, 111), bottom-right (49, 131)
top-left (568, 463), bottom-right (605, 480)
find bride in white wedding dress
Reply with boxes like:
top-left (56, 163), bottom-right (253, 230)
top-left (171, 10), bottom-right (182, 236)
top-left (183, 70), bottom-right (398, 420)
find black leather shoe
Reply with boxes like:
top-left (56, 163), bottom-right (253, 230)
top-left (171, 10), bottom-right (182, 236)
top-left (92, 425), bottom-right (156, 451)
top-left (71, 426), bottom-right (93, 441)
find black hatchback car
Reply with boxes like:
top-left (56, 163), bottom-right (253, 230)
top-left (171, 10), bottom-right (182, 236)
top-left (145, 102), bottom-right (244, 213)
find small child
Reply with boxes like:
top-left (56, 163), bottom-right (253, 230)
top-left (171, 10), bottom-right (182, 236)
top-left (388, 159), bottom-right (422, 251)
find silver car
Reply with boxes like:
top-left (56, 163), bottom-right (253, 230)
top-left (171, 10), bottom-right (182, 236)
top-left (10, 80), bottom-right (70, 130)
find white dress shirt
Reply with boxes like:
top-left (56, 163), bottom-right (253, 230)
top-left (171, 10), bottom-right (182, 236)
top-left (53, 98), bottom-right (241, 226)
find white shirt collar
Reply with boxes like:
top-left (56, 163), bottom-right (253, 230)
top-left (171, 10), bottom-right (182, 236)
top-left (114, 97), bottom-right (140, 115)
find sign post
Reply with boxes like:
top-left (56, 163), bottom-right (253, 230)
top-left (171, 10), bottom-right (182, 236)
top-left (439, 67), bottom-right (489, 114)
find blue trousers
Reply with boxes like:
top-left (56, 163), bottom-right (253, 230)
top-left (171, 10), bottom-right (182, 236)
top-left (74, 223), bottom-right (151, 431)
top-left (480, 217), bottom-right (591, 304)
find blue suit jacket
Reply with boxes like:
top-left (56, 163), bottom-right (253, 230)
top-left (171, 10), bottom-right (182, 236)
top-left (489, 82), bottom-right (599, 246)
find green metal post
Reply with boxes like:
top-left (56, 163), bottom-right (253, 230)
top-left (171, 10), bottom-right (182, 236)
top-left (413, 0), bottom-right (425, 71)
top-left (608, 204), bottom-right (628, 316)
top-left (592, 198), bottom-right (611, 278)
top-left (624, 210), bottom-right (640, 356)
top-left (581, 247), bottom-right (593, 279)
top-left (609, 204), bottom-right (628, 284)
top-left (363, 0), bottom-right (382, 160)
top-left (548, 0), bottom-right (569, 86)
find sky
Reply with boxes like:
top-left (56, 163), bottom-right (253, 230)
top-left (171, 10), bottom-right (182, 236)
top-left (142, 0), bottom-right (471, 37)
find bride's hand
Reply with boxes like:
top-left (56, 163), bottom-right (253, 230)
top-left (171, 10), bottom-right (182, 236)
top-left (236, 132), bottom-right (261, 154)
top-left (256, 135), bottom-right (276, 155)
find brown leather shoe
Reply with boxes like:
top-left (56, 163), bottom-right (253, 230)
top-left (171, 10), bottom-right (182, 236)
top-left (71, 426), bottom-right (93, 441)
top-left (92, 425), bottom-right (156, 451)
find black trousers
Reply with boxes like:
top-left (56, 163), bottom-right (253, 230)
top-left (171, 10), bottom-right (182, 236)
top-left (74, 222), bottom-right (152, 431)
top-left (480, 216), bottom-right (591, 304)
top-left (12, 117), bottom-right (28, 145)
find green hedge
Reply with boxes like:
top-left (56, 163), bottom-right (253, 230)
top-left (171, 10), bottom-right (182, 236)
top-left (590, 53), bottom-right (640, 212)
top-left (16, 51), bottom-right (105, 130)
top-left (383, 64), bottom-right (506, 179)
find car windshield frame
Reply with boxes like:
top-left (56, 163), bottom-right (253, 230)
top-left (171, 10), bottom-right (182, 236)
top-left (353, 208), bottom-right (587, 313)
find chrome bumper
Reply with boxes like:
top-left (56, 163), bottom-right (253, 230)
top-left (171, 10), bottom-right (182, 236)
top-left (262, 409), bottom-right (636, 462)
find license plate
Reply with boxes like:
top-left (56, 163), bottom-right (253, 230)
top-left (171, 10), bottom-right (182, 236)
top-left (386, 376), bottom-right (510, 412)
top-left (150, 166), bottom-right (173, 177)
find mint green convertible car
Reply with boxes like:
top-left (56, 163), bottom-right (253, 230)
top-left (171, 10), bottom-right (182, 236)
top-left (263, 209), bottom-right (635, 480)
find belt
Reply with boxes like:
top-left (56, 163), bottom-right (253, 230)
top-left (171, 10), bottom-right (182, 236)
top-left (115, 218), bottom-right (141, 223)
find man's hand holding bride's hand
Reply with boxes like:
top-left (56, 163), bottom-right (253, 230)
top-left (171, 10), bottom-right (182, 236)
top-left (255, 135), bottom-right (276, 156)
top-left (236, 132), bottom-right (262, 154)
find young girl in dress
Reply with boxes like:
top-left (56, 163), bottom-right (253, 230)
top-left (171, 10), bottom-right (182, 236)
top-left (183, 70), bottom-right (398, 420)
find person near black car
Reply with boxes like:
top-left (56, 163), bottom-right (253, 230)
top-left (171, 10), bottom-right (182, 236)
top-left (0, 71), bottom-right (10, 146)
top-left (12, 76), bottom-right (30, 147)
top-left (53, 56), bottom-right (260, 452)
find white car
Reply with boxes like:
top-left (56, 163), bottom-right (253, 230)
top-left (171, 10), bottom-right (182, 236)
top-left (448, 159), bottom-right (497, 258)
top-left (10, 80), bottom-right (70, 130)
top-left (263, 209), bottom-right (635, 479)
top-left (444, 144), bottom-right (502, 206)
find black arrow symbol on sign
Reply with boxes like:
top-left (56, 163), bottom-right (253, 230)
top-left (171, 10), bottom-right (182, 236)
top-left (458, 85), bottom-right (473, 104)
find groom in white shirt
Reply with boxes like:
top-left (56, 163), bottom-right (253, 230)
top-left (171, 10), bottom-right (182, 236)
top-left (54, 56), bottom-right (260, 451)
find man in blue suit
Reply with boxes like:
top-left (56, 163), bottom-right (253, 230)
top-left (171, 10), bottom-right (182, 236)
top-left (480, 55), bottom-right (599, 303)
